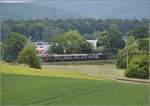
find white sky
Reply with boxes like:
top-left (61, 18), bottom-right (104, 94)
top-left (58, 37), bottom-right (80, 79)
top-left (0, 0), bottom-right (33, 3)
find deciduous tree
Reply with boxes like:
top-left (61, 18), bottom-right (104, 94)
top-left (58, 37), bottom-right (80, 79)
top-left (3, 32), bottom-right (27, 62)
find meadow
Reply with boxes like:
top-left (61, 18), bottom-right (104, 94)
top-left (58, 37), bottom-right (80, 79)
top-left (1, 62), bottom-right (149, 105)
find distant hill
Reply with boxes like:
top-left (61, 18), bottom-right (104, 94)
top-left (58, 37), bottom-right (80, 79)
top-left (0, 3), bottom-right (83, 20)
top-left (0, 0), bottom-right (149, 20)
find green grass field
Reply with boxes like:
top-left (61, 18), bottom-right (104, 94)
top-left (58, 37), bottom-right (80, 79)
top-left (42, 64), bottom-right (124, 78)
top-left (1, 62), bottom-right (149, 105)
top-left (43, 60), bottom-right (116, 65)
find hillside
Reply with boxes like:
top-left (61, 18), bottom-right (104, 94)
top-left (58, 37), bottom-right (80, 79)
top-left (0, 0), bottom-right (149, 20)
top-left (1, 62), bottom-right (101, 80)
top-left (0, 3), bottom-right (83, 20)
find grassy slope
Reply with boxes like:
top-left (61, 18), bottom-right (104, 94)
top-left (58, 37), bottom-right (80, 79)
top-left (1, 62), bottom-right (101, 80)
top-left (1, 62), bottom-right (149, 105)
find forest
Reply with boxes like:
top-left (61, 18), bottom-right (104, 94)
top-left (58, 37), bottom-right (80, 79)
top-left (1, 18), bottom-right (149, 41)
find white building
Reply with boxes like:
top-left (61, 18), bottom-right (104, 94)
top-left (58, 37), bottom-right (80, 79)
top-left (87, 40), bottom-right (97, 48)
top-left (34, 42), bottom-right (50, 54)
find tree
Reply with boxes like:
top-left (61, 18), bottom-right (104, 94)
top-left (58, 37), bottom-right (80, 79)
top-left (137, 38), bottom-right (149, 53)
top-left (116, 36), bottom-right (140, 69)
top-left (0, 42), bottom-right (4, 60)
top-left (128, 27), bottom-right (148, 39)
top-left (127, 36), bottom-right (140, 58)
top-left (42, 26), bottom-right (64, 42)
top-left (79, 41), bottom-right (93, 53)
top-left (96, 29), bottom-right (125, 54)
top-left (96, 30), bottom-right (110, 53)
top-left (64, 30), bottom-right (85, 54)
top-left (50, 35), bottom-right (65, 54)
top-left (50, 30), bottom-right (92, 54)
top-left (18, 42), bottom-right (41, 69)
top-left (108, 28), bottom-right (125, 53)
top-left (128, 26), bottom-right (149, 53)
top-left (3, 32), bottom-right (27, 62)
top-left (93, 47), bottom-right (105, 53)
top-left (96, 30), bottom-right (110, 49)
top-left (116, 49), bottom-right (127, 68)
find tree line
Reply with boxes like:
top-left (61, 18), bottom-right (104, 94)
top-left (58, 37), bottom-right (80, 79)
top-left (1, 18), bottom-right (148, 42)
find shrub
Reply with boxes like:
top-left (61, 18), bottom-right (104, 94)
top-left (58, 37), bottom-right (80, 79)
top-left (18, 42), bottom-right (41, 69)
top-left (125, 54), bottom-right (149, 79)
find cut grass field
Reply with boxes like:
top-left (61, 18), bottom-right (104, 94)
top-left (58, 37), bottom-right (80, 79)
top-left (42, 64), bottom-right (124, 78)
top-left (1, 62), bottom-right (149, 105)
top-left (43, 60), bottom-right (116, 65)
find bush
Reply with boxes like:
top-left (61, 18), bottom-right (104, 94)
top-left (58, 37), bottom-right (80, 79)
top-left (125, 54), bottom-right (149, 79)
top-left (18, 42), bottom-right (41, 69)
top-left (29, 55), bottom-right (41, 69)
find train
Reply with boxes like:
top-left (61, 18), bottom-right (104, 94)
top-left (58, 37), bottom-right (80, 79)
top-left (34, 42), bottom-right (112, 62)
top-left (39, 53), bottom-right (112, 62)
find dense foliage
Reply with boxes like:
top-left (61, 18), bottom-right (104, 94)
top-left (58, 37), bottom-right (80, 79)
top-left (50, 31), bottom-right (93, 54)
top-left (125, 54), bottom-right (149, 79)
top-left (128, 26), bottom-right (149, 39)
top-left (18, 42), bottom-right (41, 69)
top-left (1, 18), bottom-right (148, 41)
top-left (96, 28), bottom-right (125, 54)
top-left (2, 32), bottom-right (27, 62)
top-left (116, 26), bottom-right (149, 79)
top-left (116, 36), bottom-right (139, 69)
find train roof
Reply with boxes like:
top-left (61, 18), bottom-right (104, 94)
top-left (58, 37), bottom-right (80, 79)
top-left (52, 53), bottom-right (102, 57)
top-left (52, 54), bottom-right (88, 57)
